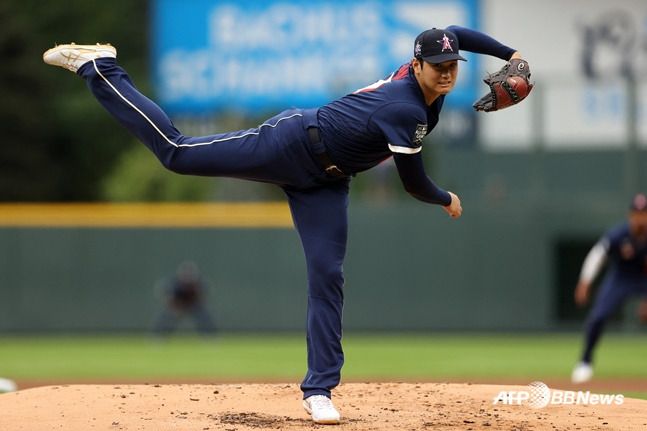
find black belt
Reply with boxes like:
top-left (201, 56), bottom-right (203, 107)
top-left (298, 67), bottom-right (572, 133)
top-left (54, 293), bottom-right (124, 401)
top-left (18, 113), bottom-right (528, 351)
top-left (307, 127), bottom-right (350, 179)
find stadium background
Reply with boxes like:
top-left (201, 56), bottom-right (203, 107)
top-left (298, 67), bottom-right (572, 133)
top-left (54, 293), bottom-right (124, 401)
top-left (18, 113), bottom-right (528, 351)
top-left (0, 0), bottom-right (646, 337)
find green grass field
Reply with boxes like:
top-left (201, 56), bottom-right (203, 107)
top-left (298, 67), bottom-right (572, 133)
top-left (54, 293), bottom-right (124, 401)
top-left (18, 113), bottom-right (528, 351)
top-left (1, 332), bottom-right (646, 397)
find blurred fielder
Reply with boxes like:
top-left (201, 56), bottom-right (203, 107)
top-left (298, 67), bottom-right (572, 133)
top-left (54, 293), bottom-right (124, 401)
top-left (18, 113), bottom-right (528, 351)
top-left (152, 261), bottom-right (217, 338)
top-left (43, 25), bottom-right (531, 424)
top-left (572, 193), bottom-right (647, 383)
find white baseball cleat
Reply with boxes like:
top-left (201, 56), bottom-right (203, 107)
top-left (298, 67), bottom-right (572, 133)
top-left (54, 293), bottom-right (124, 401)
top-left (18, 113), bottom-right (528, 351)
top-left (571, 361), bottom-right (593, 384)
top-left (303, 394), bottom-right (340, 425)
top-left (43, 43), bottom-right (116, 72)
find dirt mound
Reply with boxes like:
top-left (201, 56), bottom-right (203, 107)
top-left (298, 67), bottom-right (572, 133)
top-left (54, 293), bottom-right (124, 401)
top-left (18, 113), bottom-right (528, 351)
top-left (1, 382), bottom-right (646, 430)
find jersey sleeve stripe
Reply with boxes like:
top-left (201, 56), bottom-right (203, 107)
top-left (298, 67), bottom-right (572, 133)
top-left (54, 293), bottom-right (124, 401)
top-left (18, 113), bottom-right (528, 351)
top-left (388, 144), bottom-right (422, 154)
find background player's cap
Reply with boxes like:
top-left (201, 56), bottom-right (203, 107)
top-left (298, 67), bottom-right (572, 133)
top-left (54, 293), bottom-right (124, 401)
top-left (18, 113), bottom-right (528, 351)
top-left (414, 29), bottom-right (466, 64)
top-left (630, 193), bottom-right (647, 212)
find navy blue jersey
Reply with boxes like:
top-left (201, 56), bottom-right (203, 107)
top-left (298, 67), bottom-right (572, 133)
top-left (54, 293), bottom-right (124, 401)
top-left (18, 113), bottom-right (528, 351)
top-left (602, 222), bottom-right (647, 280)
top-left (316, 25), bottom-right (516, 176)
top-left (318, 64), bottom-right (441, 174)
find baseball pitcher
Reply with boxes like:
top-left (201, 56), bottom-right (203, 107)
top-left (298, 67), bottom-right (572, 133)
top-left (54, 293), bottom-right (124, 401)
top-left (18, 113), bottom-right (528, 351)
top-left (43, 25), bottom-right (532, 424)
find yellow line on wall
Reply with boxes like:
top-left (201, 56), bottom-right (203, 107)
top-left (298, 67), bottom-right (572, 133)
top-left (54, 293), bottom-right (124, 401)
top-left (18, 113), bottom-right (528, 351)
top-left (0, 203), bottom-right (294, 228)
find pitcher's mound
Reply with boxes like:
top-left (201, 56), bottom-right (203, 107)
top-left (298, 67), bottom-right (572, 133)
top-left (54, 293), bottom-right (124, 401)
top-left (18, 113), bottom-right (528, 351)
top-left (1, 382), bottom-right (646, 430)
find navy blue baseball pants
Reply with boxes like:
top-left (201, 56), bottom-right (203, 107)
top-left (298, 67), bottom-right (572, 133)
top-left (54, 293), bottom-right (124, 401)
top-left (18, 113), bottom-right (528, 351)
top-left (78, 58), bottom-right (348, 398)
top-left (581, 269), bottom-right (647, 363)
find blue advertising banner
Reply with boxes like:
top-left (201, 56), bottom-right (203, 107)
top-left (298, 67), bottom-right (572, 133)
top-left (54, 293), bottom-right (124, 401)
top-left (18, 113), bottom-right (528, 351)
top-left (152, 0), bottom-right (479, 115)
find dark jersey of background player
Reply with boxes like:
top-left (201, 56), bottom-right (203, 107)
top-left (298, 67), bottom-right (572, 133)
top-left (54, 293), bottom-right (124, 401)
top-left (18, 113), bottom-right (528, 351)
top-left (603, 223), bottom-right (647, 280)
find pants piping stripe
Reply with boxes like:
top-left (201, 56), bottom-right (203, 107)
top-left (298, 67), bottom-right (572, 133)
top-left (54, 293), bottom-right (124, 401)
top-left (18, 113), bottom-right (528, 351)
top-left (91, 59), bottom-right (302, 148)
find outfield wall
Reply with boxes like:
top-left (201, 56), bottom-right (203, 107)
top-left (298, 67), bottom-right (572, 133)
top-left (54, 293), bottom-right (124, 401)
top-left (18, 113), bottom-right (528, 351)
top-left (0, 165), bottom-right (641, 334)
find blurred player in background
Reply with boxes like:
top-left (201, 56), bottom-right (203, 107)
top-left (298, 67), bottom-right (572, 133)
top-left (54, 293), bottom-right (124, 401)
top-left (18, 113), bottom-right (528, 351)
top-left (43, 25), bottom-right (531, 424)
top-left (571, 193), bottom-right (647, 383)
top-left (151, 260), bottom-right (217, 338)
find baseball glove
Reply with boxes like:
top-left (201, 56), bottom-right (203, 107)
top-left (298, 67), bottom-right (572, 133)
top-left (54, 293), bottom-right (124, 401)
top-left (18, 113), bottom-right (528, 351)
top-left (473, 58), bottom-right (533, 112)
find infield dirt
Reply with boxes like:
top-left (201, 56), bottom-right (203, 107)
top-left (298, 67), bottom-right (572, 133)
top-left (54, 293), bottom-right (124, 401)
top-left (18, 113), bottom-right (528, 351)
top-left (2, 382), bottom-right (647, 430)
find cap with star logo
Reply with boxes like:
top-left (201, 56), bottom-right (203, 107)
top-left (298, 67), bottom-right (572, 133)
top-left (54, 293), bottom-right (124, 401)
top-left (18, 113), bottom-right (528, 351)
top-left (414, 28), bottom-right (466, 64)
